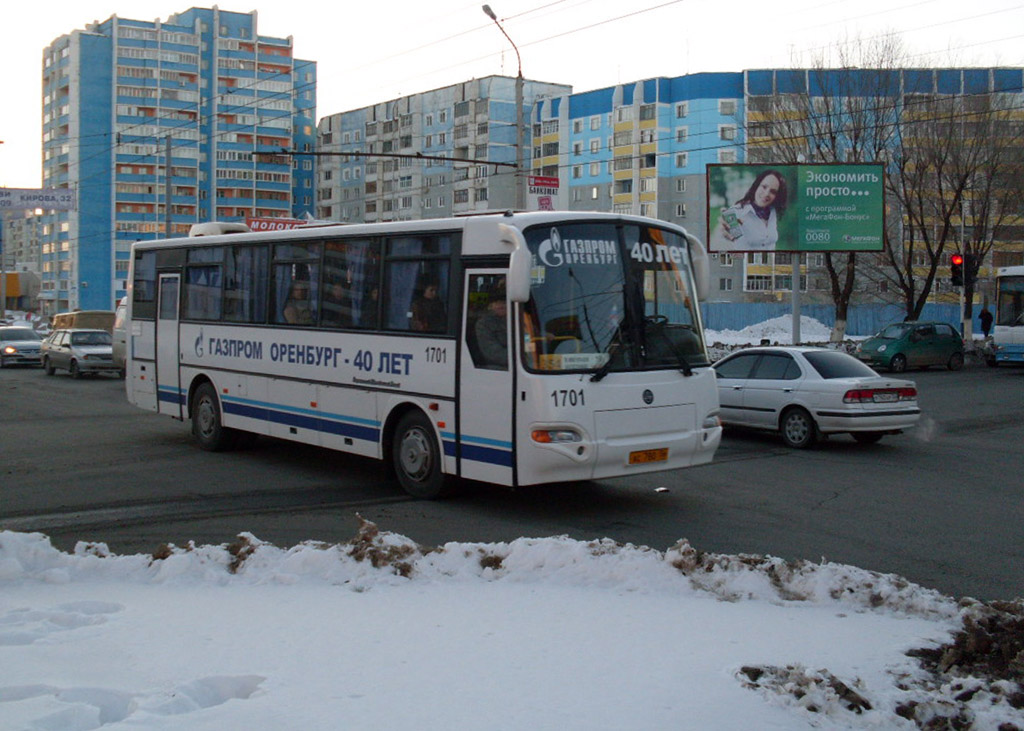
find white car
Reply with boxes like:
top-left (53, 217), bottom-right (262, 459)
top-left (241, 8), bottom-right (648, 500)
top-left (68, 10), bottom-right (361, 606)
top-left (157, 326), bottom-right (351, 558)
top-left (0, 326), bottom-right (44, 368)
top-left (712, 346), bottom-right (921, 448)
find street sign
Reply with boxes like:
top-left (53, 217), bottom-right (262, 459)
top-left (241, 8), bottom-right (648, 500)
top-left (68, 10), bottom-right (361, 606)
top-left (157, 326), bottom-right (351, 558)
top-left (0, 188), bottom-right (76, 211)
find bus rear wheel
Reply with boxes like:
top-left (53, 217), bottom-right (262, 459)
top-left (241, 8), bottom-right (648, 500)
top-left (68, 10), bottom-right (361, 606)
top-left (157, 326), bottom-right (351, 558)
top-left (392, 410), bottom-right (450, 499)
top-left (191, 382), bottom-right (236, 451)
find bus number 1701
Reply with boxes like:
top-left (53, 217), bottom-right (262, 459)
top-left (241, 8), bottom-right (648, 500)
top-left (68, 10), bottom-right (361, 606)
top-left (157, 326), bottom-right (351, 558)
top-left (551, 388), bottom-right (585, 408)
top-left (425, 346), bottom-right (447, 364)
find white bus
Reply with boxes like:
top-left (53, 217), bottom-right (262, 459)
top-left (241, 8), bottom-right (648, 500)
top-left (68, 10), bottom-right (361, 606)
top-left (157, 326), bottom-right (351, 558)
top-left (125, 212), bottom-right (722, 497)
top-left (988, 265), bottom-right (1024, 366)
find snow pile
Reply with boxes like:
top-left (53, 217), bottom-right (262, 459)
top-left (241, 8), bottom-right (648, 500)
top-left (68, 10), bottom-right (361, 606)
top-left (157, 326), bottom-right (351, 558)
top-left (706, 314), bottom-right (835, 347)
top-left (2, 520), bottom-right (1023, 729)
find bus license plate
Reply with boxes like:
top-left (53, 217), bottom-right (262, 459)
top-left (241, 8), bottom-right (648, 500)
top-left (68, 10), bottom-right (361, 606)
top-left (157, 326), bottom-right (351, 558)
top-left (628, 448), bottom-right (669, 465)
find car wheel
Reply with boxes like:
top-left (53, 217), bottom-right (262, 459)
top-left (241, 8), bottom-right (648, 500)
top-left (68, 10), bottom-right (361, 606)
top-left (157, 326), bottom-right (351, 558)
top-left (191, 382), bottom-right (237, 451)
top-left (889, 354), bottom-right (907, 373)
top-left (43, 357), bottom-right (55, 376)
top-left (70, 360), bottom-right (82, 379)
top-left (392, 410), bottom-right (451, 499)
top-left (947, 352), bottom-right (964, 371)
top-left (853, 432), bottom-right (884, 445)
top-left (780, 407), bottom-right (818, 449)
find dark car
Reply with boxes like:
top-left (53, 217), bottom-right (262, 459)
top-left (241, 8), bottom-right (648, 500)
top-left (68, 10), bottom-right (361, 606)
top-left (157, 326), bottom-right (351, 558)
top-left (855, 321), bottom-right (964, 373)
top-left (0, 326), bottom-right (44, 367)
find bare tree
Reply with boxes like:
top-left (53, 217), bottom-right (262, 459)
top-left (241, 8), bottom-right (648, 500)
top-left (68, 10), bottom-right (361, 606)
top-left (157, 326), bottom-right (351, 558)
top-left (752, 37), bottom-right (1023, 338)
top-left (752, 36), bottom-right (904, 340)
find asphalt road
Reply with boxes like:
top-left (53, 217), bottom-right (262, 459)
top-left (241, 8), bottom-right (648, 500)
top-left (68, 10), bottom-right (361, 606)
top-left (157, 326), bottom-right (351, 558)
top-left (2, 360), bottom-right (1022, 601)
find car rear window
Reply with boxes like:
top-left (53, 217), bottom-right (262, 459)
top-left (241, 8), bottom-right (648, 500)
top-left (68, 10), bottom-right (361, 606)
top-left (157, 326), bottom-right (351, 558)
top-left (803, 351), bottom-right (879, 379)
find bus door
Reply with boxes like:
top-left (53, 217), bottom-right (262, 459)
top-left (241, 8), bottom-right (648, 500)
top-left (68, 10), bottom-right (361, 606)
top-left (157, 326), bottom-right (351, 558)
top-left (156, 273), bottom-right (183, 419)
top-left (458, 270), bottom-right (515, 485)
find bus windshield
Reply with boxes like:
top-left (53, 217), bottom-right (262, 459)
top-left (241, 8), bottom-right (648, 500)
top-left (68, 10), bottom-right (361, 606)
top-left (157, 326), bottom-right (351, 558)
top-left (996, 275), bottom-right (1024, 327)
top-left (521, 221), bottom-right (707, 374)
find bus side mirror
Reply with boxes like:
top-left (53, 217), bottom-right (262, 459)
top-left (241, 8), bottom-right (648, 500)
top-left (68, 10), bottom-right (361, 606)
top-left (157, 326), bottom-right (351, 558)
top-left (499, 223), bottom-right (531, 303)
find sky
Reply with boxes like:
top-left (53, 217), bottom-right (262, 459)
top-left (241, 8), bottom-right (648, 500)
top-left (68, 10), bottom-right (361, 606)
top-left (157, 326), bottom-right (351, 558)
top-left (4, 523), bottom-right (1024, 730)
top-left (1, 0), bottom-right (1023, 190)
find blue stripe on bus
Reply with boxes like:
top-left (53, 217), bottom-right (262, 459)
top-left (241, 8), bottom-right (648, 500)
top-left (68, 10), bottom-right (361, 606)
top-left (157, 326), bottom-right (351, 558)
top-left (162, 386), bottom-right (510, 468)
top-left (458, 441), bottom-right (514, 468)
top-left (158, 387), bottom-right (186, 405)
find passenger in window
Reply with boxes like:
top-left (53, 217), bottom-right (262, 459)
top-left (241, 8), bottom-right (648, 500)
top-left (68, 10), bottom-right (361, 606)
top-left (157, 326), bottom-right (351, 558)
top-left (411, 279), bottom-right (446, 332)
top-left (283, 282), bottom-right (314, 325)
top-left (474, 284), bottom-right (508, 368)
top-left (322, 281), bottom-right (351, 327)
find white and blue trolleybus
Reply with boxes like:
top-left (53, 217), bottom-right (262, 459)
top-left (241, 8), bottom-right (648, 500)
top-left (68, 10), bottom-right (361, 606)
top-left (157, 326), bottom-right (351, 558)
top-left (989, 265), bottom-right (1024, 366)
top-left (125, 212), bottom-right (722, 497)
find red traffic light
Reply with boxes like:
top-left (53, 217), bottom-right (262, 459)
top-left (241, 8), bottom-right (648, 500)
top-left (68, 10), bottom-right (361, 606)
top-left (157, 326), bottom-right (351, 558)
top-left (951, 254), bottom-right (964, 266)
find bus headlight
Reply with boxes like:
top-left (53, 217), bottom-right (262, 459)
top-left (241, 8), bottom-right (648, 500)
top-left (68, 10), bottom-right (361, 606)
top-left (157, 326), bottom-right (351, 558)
top-left (531, 429), bottom-right (582, 444)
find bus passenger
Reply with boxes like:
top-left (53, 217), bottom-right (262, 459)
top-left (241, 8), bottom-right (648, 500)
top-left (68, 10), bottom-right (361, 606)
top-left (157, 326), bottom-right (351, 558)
top-left (474, 286), bottom-right (508, 368)
top-left (411, 280), bottom-right (446, 332)
top-left (283, 282), bottom-right (314, 325)
top-left (322, 281), bottom-right (351, 327)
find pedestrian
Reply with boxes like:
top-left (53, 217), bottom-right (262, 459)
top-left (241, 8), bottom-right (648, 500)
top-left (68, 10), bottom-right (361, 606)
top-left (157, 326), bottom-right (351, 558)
top-left (979, 306), bottom-right (993, 338)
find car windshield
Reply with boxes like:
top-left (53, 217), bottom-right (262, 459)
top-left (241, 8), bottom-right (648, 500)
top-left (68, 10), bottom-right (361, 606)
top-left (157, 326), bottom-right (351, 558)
top-left (803, 351), bottom-right (880, 379)
top-left (877, 324), bottom-right (911, 339)
top-left (0, 328), bottom-right (41, 341)
top-left (71, 332), bottom-right (112, 346)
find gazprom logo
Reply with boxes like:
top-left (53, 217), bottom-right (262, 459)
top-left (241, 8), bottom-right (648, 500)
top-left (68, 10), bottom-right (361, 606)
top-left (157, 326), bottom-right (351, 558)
top-left (194, 328), bottom-right (204, 358)
top-left (538, 227), bottom-right (564, 267)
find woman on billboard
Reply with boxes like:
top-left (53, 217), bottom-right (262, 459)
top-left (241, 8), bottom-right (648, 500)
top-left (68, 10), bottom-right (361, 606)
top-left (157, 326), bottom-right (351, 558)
top-left (711, 169), bottom-right (788, 251)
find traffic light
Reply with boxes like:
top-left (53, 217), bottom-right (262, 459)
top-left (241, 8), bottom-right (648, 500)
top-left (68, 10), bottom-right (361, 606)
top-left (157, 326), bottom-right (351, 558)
top-left (951, 253), bottom-right (964, 287)
top-left (963, 253), bottom-right (978, 287)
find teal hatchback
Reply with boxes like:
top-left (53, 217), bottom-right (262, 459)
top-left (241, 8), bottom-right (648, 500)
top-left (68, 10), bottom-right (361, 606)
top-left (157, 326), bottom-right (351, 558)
top-left (856, 321), bottom-right (964, 373)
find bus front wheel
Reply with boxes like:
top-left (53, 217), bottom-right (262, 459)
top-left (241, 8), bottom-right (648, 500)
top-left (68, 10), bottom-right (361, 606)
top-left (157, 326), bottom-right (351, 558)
top-left (191, 382), bottom-right (236, 451)
top-left (392, 410), bottom-right (450, 499)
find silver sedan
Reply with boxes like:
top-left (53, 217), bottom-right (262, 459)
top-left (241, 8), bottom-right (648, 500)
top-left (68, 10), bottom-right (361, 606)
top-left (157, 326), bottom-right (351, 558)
top-left (712, 346), bottom-right (921, 448)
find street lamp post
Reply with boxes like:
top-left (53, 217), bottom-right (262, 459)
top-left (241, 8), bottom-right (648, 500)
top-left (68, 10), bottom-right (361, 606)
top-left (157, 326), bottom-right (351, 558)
top-left (482, 4), bottom-right (525, 211)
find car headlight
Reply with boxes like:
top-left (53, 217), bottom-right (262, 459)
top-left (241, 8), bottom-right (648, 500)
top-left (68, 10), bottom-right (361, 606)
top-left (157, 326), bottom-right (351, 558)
top-left (2, 346), bottom-right (16, 355)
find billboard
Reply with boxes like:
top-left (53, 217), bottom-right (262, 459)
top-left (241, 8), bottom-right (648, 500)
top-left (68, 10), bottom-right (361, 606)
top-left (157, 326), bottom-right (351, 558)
top-left (0, 188), bottom-right (76, 211)
top-left (706, 163), bottom-right (884, 252)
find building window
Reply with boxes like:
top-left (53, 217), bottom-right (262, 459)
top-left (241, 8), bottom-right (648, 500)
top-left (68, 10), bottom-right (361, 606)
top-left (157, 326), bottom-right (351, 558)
top-left (719, 99), bottom-right (737, 115)
top-left (573, 119), bottom-right (583, 133)
top-left (718, 149), bottom-right (737, 164)
top-left (675, 203), bottom-right (687, 218)
top-left (720, 253), bottom-right (733, 266)
top-left (746, 275), bottom-right (771, 291)
top-left (573, 141), bottom-right (582, 156)
top-left (675, 178), bottom-right (686, 193)
top-left (719, 278), bottom-right (733, 291)
top-left (590, 186), bottom-right (599, 200)
top-left (589, 162), bottom-right (600, 176)
top-left (572, 165), bottom-right (582, 179)
top-left (675, 153), bottom-right (688, 168)
top-left (639, 104), bottom-right (656, 121)
top-left (675, 102), bottom-right (688, 118)
top-left (719, 125), bottom-right (737, 141)
top-left (590, 115), bottom-right (601, 130)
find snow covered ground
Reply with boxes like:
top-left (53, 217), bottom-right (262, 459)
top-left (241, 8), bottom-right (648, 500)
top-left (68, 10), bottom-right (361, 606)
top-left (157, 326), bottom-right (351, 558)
top-left (3, 314), bottom-right (1019, 730)
top-left (2, 521), bottom-right (1022, 730)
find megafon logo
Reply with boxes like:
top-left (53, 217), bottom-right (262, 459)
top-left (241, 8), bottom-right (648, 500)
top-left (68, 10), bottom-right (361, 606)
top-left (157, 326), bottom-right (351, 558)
top-left (538, 228), bottom-right (564, 267)
top-left (194, 328), bottom-right (204, 357)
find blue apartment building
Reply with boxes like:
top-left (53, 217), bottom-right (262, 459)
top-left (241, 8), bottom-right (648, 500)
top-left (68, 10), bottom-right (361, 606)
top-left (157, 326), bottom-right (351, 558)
top-left (40, 7), bottom-right (316, 313)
